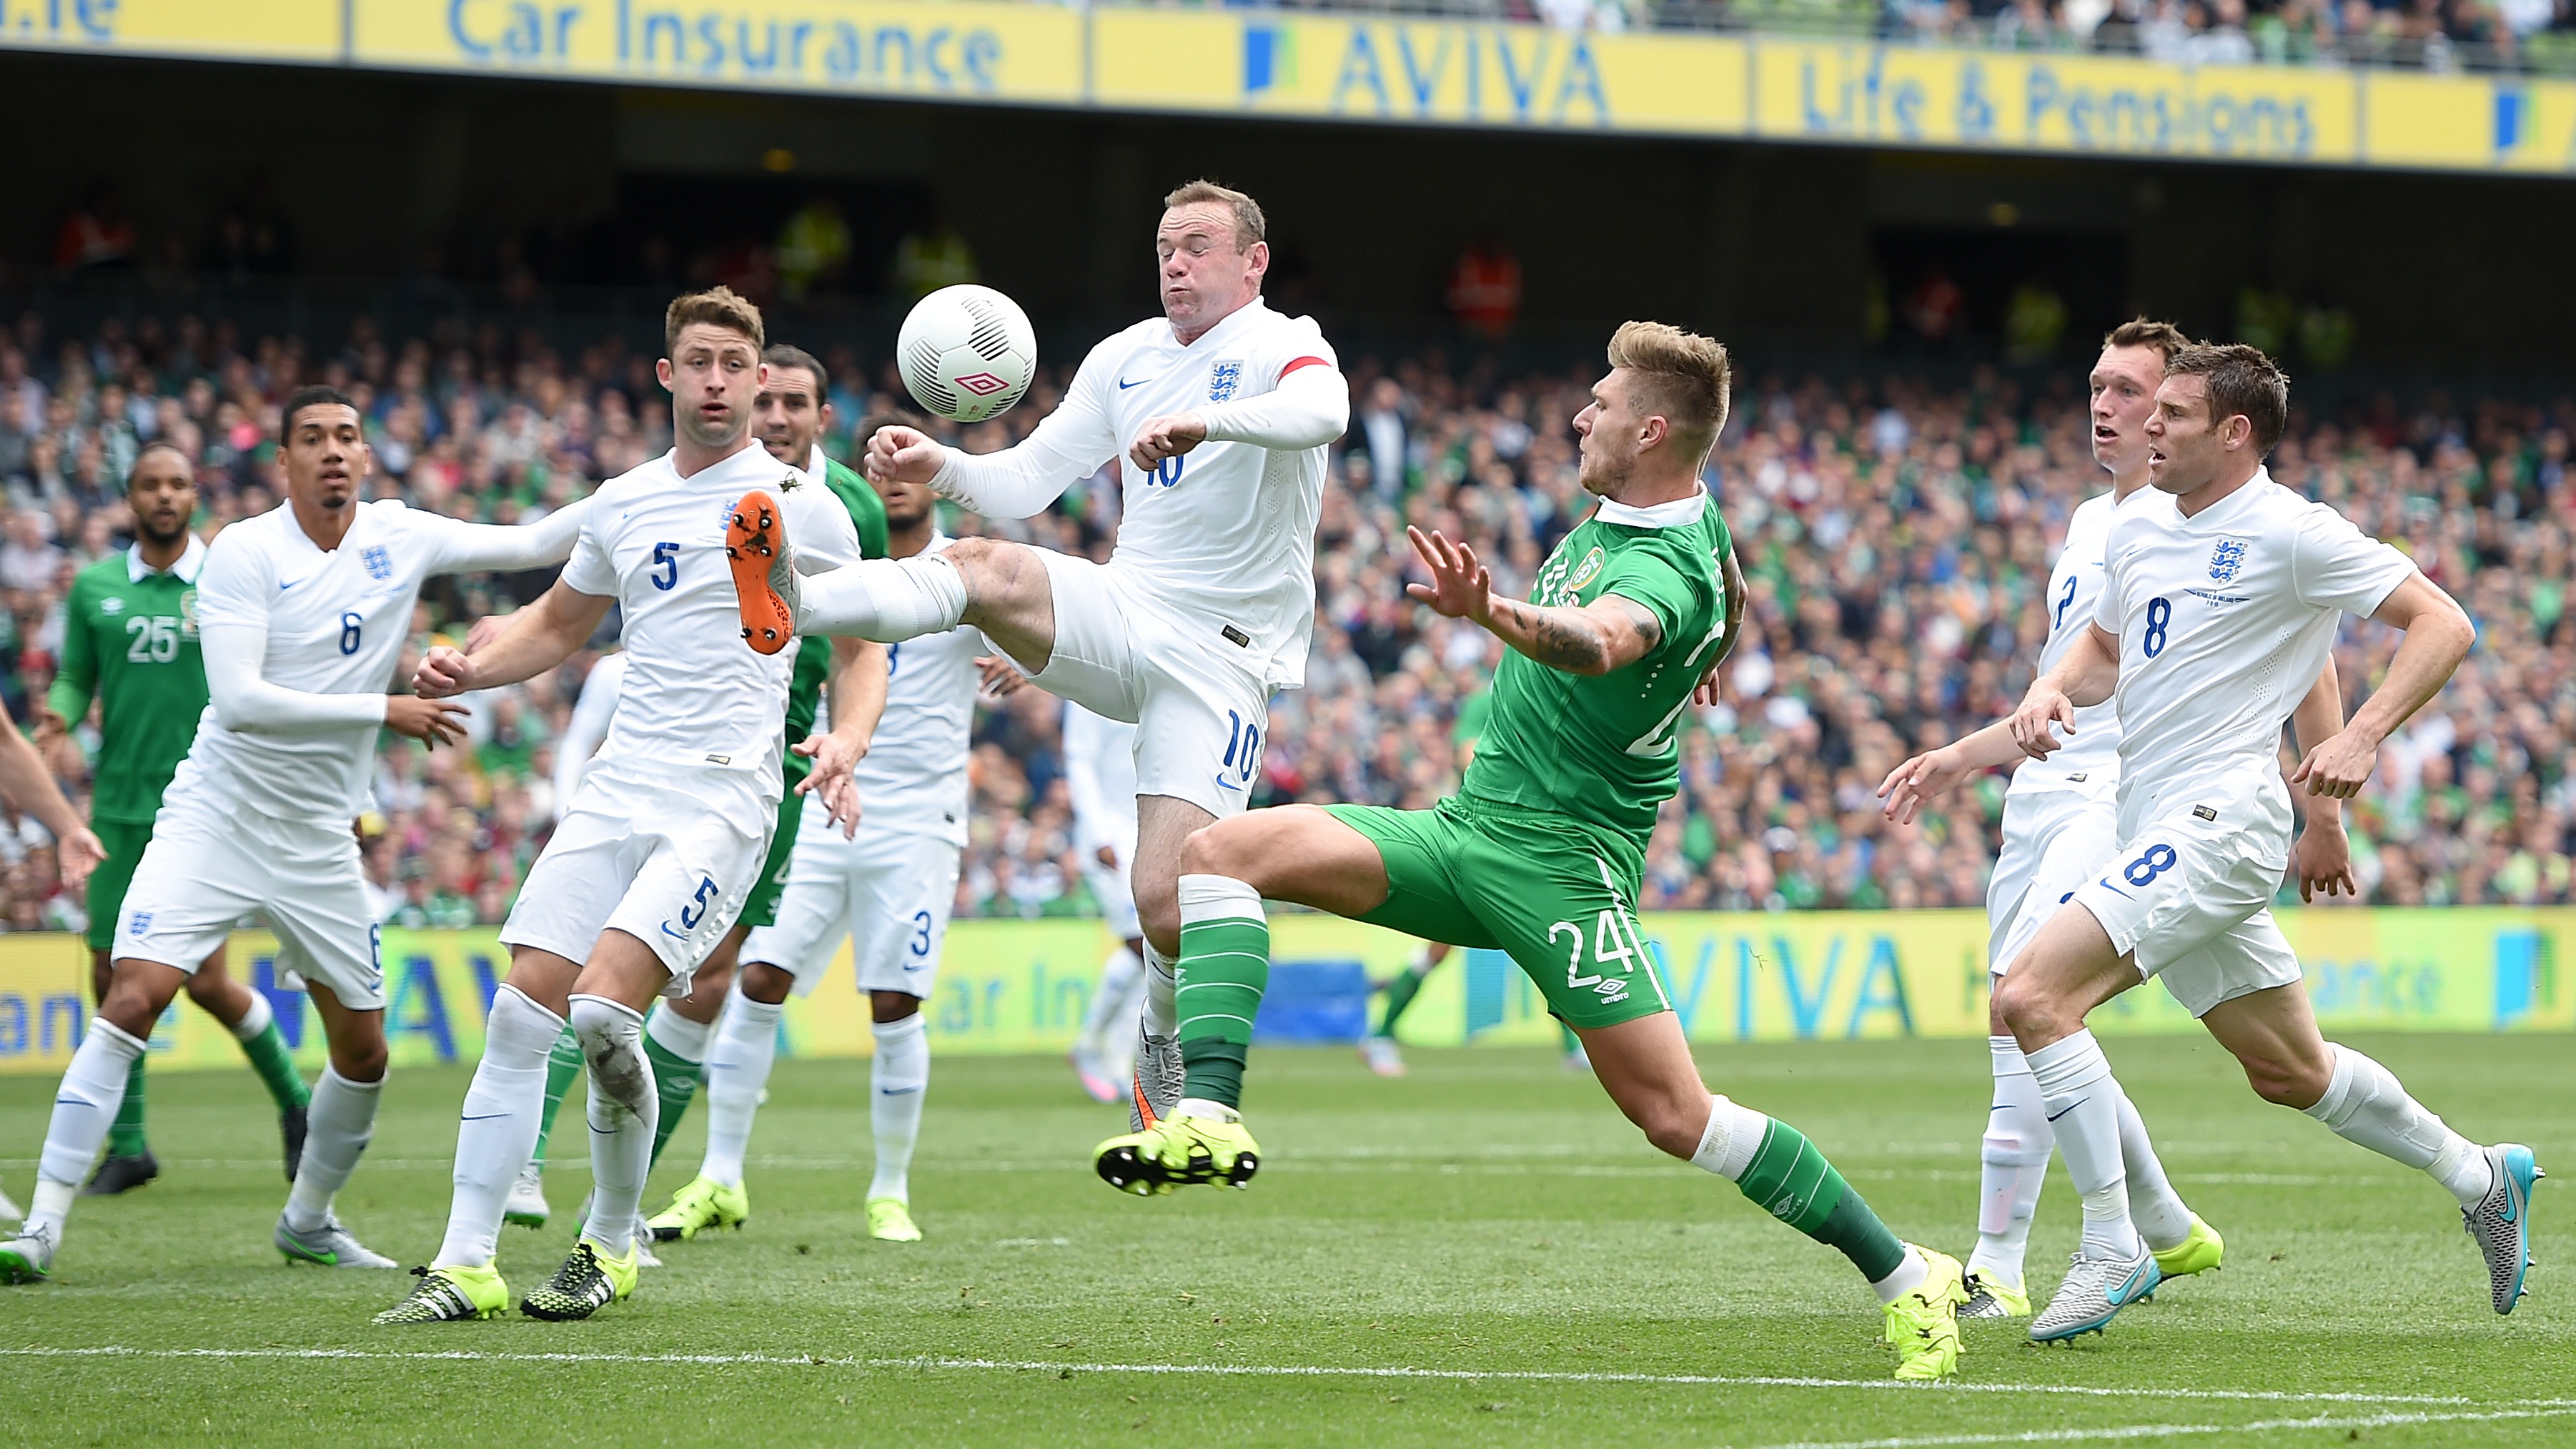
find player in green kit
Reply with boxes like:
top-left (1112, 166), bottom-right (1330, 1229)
top-left (501, 347), bottom-right (889, 1240)
top-left (34, 442), bottom-right (312, 1196)
top-left (1359, 688), bottom-right (1589, 1078)
top-left (1093, 323), bottom-right (1968, 1381)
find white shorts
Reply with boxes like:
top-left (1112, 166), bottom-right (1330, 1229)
top-left (1986, 788), bottom-right (2121, 974)
top-left (1081, 845), bottom-right (1141, 942)
top-left (1031, 552), bottom-right (1271, 821)
top-left (740, 824), bottom-right (961, 999)
top-left (2069, 793), bottom-right (2302, 1019)
top-left (116, 792), bottom-right (382, 1011)
top-left (501, 760), bottom-right (773, 995)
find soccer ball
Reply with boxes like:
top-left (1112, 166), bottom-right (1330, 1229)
top-left (896, 285), bottom-right (1036, 424)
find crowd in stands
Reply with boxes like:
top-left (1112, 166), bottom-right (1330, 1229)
top-left (0, 307), bottom-right (2571, 932)
top-left (1300, 0), bottom-right (2576, 71)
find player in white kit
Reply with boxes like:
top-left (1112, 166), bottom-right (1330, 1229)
top-left (1996, 343), bottom-right (2541, 1341)
top-left (730, 180), bottom-right (1349, 1139)
top-left (1064, 701), bottom-right (1146, 1104)
top-left (0, 387), bottom-right (590, 1283)
top-left (651, 461), bottom-right (1014, 1246)
top-left (1881, 321), bottom-right (2354, 1320)
top-left (373, 290), bottom-right (864, 1325)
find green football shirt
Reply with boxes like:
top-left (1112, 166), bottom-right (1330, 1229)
top-left (48, 539), bottom-right (213, 826)
top-left (1461, 491), bottom-right (1734, 846)
top-left (782, 455), bottom-right (891, 751)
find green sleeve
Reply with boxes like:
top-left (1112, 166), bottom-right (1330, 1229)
top-left (826, 458), bottom-right (890, 560)
top-left (1597, 548), bottom-right (1698, 648)
top-left (46, 573), bottom-right (97, 725)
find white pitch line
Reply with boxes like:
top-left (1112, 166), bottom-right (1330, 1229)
top-left (1748, 1405), bottom-right (2576, 1449)
top-left (0, 1347), bottom-right (2549, 1412)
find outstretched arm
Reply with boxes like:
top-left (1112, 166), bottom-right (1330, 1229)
top-left (0, 698), bottom-right (101, 889)
top-left (1878, 719), bottom-right (2027, 824)
top-left (417, 498), bottom-right (593, 575)
top-left (415, 579), bottom-right (615, 698)
top-left (1126, 364), bottom-right (1349, 471)
top-left (1405, 526), bottom-right (1660, 676)
top-left (204, 615), bottom-right (468, 748)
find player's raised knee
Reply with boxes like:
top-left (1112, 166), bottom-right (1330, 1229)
top-left (1991, 967), bottom-right (2065, 1044)
top-left (2237, 1049), bottom-right (2329, 1109)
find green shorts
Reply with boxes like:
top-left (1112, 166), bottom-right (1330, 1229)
top-left (1324, 796), bottom-right (1671, 1032)
top-left (85, 819), bottom-right (155, 952)
top-left (739, 757), bottom-right (812, 931)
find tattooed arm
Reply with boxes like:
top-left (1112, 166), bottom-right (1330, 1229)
top-left (1405, 526), bottom-right (1663, 676)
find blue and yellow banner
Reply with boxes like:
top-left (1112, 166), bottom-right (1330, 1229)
top-left (6, 1), bottom-right (2573, 174)
top-left (0, 906), bottom-right (2563, 1076)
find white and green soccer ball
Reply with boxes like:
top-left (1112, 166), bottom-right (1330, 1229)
top-left (897, 284), bottom-right (1036, 424)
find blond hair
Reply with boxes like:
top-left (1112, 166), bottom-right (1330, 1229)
top-left (1607, 320), bottom-right (1731, 458)
top-left (664, 286), bottom-right (765, 355)
top-left (1162, 179), bottom-right (1266, 249)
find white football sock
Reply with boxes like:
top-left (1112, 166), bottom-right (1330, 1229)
top-left (1140, 940), bottom-right (1179, 1039)
top-left (645, 1002), bottom-right (713, 1064)
top-left (1870, 1245), bottom-right (1931, 1305)
top-left (229, 991), bottom-right (274, 1042)
top-left (1077, 946), bottom-right (1145, 1057)
top-left (1971, 1034), bottom-right (2052, 1282)
top-left (571, 994), bottom-right (656, 1255)
top-left (796, 553), bottom-right (968, 643)
top-left (2304, 1044), bottom-right (2491, 1205)
top-left (2118, 1093), bottom-right (2195, 1253)
top-left (284, 1066), bottom-right (382, 1232)
top-left (29, 1018), bottom-right (147, 1237)
top-left (2026, 1029), bottom-right (2141, 1260)
top-left (1685, 1094), bottom-right (1768, 1182)
top-left (869, 1014), bottom-right (929, 1202)
top-left (700, 993), bottom-right (784, 1190)
top-left (435, 985), bottom-right (560, 1269)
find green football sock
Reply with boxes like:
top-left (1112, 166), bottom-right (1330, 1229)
top-left (1174, 876), bottom-right (1270, 1111)
top-left (645, 1037), bottom-right (702, 1168)
top-left (1735, 1117), bottom-right (1908, 1283)
top-left (235, 1016), bottom-right (311, 1112)
top-left (643, 1008), bottom-right (709, 1169)
top-left (1374, 964), bottom-right (1430, 1039)
top-left (530, 1025), bottom-right (583, 1169)
top-left (107, 1053), bottom-right (149, 1158)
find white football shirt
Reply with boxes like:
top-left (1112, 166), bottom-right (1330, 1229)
top-left (564, 442), bottom-right (863, 793)
top-left (957, 299), bottom-right (1338, 690)
top-left (182, 499), bottom-right (565, 821)
top-left (1063, 699), bottom-right (1140, 862)
top-left (2008, 490), bottom-right (2133, 800)
top-left (835, 538), bottom-right (985, 846)
top-left (2094, 469), bottom-right (2415, 833)
top-left (550, 650), bottom-right (628, 813)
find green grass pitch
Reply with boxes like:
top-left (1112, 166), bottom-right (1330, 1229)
top-left (2, 1032), bottom-right (2567, 1447)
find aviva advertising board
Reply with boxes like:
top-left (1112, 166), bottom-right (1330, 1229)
top-left (0, 907), bottom-right (2562, 1076)
top-left (3, 0), bottom-right (2571, 173)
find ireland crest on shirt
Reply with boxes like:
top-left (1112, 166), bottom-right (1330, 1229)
top-left (2208, 538), bottom-right (2249, 583)
top-left (1207, 360), bottom-right (1242, 403)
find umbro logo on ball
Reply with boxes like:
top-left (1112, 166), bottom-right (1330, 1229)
top-left (953, 372), bottom-right (1010, 396)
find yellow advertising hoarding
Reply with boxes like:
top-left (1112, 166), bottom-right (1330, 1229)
top-left (0, 907), bottom-right (2561, 1076)
top-left (6, 1), bottom-right (2575, 175)
top-left (350, 0), bottom-right (1081, 103)
top-left (1748, 41), bottom-right (2360, 164)
top-left (1089, 9), bottom-right (1748, 137)
top-left (0, 0), bottom-right (340, 61)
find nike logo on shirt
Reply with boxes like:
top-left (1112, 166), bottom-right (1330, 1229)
top-left (1117, 376), bottom-right (1155, 390)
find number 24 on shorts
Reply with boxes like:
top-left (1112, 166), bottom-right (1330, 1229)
top-left (1549, 907), bottom-right (1651, 997)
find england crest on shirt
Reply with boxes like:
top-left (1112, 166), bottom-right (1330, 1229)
top-left (362, 545), bottom-right (394, 580)
top-left (2208, 538), bottom-right (2249, 583)
top-left (1208, 360), bottom-right (1242, 403)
